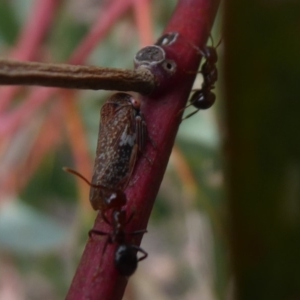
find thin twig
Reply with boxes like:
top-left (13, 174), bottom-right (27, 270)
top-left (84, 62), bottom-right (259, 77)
top-left (0, 59), bottom-right (155, 94)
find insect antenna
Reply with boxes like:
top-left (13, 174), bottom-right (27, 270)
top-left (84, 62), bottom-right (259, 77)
top-left (63, 167), bottom-right (94, 187)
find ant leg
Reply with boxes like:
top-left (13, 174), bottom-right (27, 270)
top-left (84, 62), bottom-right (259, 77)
top-left (135, 115), bottom-right (146, 152)
top-left (182, 109), bottom-right (200, 120)
top-left (127, 229), bottom-right (148, 236)
top-left (177, 102), bottom-right (193, 118)
top-left (136, 116), bottom-right (155, 165)
top-left (132, 246), bottom-right (148, 261)
top-left (184, 101), bottom-right (196, 109)
top-left (126, 145), bottom-right (139, 188)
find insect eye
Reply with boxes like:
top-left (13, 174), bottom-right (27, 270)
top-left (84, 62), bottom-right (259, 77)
top-left (130, 97), bottom-right (141, 110)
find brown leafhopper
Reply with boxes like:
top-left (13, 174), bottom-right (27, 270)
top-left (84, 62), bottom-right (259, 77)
top-left (89, 92), bottom-right (147, 210)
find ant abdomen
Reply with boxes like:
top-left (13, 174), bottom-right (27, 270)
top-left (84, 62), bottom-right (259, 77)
top-left (115, 245), bottom-right (143, 276)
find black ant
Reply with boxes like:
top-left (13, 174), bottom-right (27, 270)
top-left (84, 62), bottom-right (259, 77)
top-left (184, 37), bottom-right (221, 119)
top-left (63, 167), bottom-right (148, 276)
top-left (90, 208), bottom-right (148, 277)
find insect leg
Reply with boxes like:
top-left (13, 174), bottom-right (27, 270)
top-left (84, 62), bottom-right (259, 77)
top-left (132, 245), bottom-right (148, 262)
top-left (123, 144), bottom-right (138, 188)
top-left (126, 229), bottom-right (148, 236)
top-left (135, 115), bottom-right (155, 164)
top-left (135, 115), bottom-right (147, 152)
top-left (182, 109), bottom-right (200, 120)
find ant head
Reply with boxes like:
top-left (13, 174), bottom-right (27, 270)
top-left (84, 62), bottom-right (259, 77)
top-left (115, 245), bottom-right (138, 276)
top-left (202, 46), bottom-right (217, 62)
top-left (191, 34), bottom-right (221, 63)
top-left (200, 35), bottom-right (221, 63)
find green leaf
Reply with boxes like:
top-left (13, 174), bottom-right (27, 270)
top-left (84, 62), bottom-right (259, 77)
top-left (0, 1), bottom-right (19, 45)
top-left (0, 200), bottom-right (68, 254)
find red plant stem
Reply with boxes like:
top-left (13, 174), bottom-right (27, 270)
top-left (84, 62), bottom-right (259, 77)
top-left (0, 0), bottom-right (60, 113)
top-left (66, 0), bottom-right (220, 299)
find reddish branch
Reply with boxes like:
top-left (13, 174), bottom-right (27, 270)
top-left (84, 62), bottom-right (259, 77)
top-left (66, 0), bottom-right (220, 299)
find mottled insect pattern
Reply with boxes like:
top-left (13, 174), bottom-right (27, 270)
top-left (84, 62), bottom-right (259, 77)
top-left (89, 92), bottom-right (147, 210)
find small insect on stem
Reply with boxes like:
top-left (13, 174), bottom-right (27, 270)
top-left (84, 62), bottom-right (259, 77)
top-left (183, 36), bottom-right (221, 120)
top-left (64, 93), bottom-right (147, 219)
top-left (89, 92), bottom-right (147, 211)
top-left (90, 208), bottom-right (148, 277)
top-left (63, 167), bottom-right (148, 276)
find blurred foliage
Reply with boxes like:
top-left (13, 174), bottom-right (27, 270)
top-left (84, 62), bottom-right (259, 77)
top-left (224, 0), bottom-right (300, 299)
top-left (0, 0), bottom-right (19, 46)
